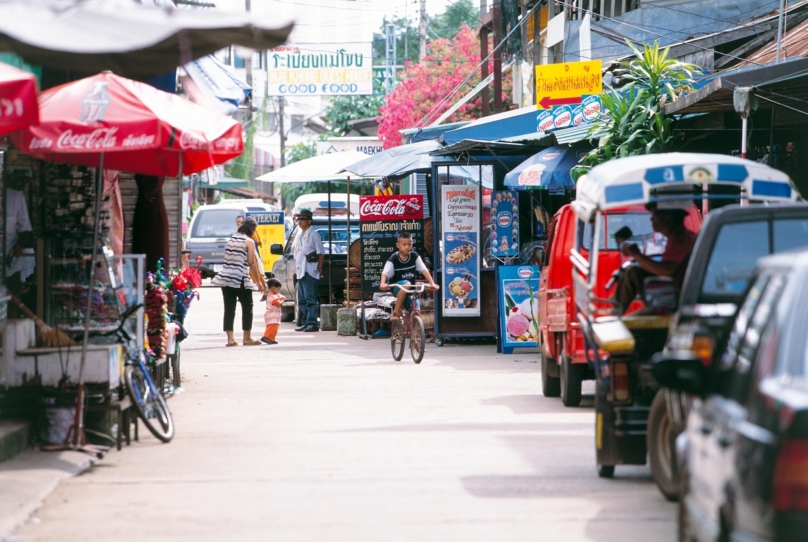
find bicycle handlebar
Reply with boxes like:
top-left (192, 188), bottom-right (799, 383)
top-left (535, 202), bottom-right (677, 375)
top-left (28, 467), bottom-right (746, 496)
top-left (90, 303), bottom-right (143, 338)
top-left (394, 283), bottom-right (436, 294)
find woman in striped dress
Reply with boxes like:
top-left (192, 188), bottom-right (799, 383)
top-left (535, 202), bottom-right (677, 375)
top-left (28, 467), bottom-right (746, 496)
top-left (211, 216), bottom-right (266, 346)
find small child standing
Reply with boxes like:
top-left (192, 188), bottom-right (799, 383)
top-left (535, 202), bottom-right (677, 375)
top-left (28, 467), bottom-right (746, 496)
top-left (261, 278), bottom-right (286, 345)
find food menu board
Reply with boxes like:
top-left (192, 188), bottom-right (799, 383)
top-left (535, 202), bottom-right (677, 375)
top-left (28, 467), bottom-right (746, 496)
top-left (497, 264), bottom-right (541, 354)
top-left (490, 190), bottom-right (520, 258)
top-left (441, 185), bottom-right (480, 317)
top-left (359, 195), bottom-right (424, 292)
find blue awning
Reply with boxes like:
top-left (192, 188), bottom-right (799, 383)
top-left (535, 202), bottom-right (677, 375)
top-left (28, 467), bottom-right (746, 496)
top-left (184, 55), bottom-right (251, 116)
top-left (441, 106), bottom-right (538, 146)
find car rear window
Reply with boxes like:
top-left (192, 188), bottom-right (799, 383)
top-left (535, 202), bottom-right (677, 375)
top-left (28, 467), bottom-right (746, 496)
top-left (773, 218), bottom-right (808, 253)
top-left (191, 209), bottom-right (241, 238)
top-left (702, 221), bottom-right (768, 296)
top-left (580, 212), bottom-right (654, 251)
top-left (314, 225), bottom-right (360, 254)
top-left (701, 218), bottom-right (808, 298)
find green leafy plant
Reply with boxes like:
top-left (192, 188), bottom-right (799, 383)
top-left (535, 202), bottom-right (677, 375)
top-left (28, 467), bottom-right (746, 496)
top-left (572, 41), bottom-right (698, 180)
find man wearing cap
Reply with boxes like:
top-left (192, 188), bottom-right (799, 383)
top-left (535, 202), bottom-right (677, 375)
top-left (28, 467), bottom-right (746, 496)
top-left (612, 203), bottom-right (697, 314)
top-left (292, 208), bottom-right (325, 332)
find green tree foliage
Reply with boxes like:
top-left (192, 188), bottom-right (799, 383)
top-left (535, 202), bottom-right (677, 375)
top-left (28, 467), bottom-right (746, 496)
top-left (430, 0), bottom-right (479, 40)
top-left (323, 73), bottom-right (385, 136)
top-left (285, 140), bottom-right (317, 165)
top-left (574, 41), bottom-right (698, 179)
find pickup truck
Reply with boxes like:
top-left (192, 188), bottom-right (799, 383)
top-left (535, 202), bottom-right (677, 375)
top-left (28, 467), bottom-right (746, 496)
top-left (649, 203), bottom-right (808, 500)
top-left (270, 216), bottom-right (360, 322)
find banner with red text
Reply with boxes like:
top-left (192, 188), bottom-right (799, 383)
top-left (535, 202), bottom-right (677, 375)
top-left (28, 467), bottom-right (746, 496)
top-left (359, 195), bottom-right (424, 292)
top-left (441, 185), bottom-right (480, 317)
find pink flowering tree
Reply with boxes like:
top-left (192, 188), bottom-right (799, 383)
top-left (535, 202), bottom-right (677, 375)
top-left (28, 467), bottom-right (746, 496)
top-left (377, 26), bottom-right (513, 148)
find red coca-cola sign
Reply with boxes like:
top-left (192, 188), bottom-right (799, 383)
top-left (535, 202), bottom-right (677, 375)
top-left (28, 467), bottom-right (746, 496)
top-left (360, 195), bottom-right (424, 221)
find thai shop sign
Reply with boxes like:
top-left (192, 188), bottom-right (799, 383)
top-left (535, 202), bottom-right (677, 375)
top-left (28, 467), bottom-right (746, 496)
top-left (246, 211), bottom-right (285, 274)
top-left (267, 44), bottom-right (373, 96)
top-left (497, 265), bottom-right (541, 354)
top-left (441, 185), bottom-right (480, 317)
top-left (490, 190), bottom-right (520, 259)
top-left (359, 195), bottom-right (424, 292)
top-left (535, 60), bottom-right (602, 133)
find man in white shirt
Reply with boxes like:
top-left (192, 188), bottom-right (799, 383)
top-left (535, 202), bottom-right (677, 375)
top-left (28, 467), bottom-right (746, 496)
top-left (5, 188), bottom-right (33, 316)
top-left (292, 208), bottom-right (324, 332)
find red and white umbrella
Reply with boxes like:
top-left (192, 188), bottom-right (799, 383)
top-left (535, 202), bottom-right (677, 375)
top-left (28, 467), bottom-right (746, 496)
top-left (11, 71), bottom-right (243, 176)
top-left (0, 62), bottom-right (39, 135)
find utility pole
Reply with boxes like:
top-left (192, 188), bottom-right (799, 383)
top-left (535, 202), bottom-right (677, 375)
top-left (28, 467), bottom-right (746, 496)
top-left (419, 0), bottom-right (427, 60)
top-left (278, 97), bottom-right (285, 168)
top-left (245, 0), bottom-right (253, 86)
top-left (492, 0), bottom-right (502, 114)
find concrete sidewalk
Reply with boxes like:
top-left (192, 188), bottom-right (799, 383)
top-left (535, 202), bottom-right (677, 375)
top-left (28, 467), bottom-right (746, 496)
top-left (0, 449), bottom-right (92, 540)
top-left (4, 285), bottom-right (675, 541)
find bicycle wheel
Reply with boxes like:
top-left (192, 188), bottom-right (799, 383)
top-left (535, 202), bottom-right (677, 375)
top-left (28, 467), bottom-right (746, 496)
top-left (410, 315), bottom-right (426, 364)
top-left (390, 318), bottom-right (405, 361)
top-left (125, 364), bottom-right (174, 443)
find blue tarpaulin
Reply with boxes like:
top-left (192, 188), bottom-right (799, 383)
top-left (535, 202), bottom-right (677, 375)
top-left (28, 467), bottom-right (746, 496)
top-left (184, 55), bottom-right (251, 116)
top-left (441, 106), bottom-right (538, 146)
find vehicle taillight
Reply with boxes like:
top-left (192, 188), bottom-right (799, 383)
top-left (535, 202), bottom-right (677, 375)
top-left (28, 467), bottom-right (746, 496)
top-left (691, 335), bottom-right (713, 366)
top-left (612, 361), bottom-right (630, 402)
top-left (773, 438), bottom-right (808, 512)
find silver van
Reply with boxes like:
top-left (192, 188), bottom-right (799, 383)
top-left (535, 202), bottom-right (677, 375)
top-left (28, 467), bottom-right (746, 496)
top-left (187, 200), bottom-right (279, 278)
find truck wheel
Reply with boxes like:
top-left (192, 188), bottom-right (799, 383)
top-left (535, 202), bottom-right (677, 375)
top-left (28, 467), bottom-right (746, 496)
top-left (649, 390), bottom-right (681, 501)
top-left (541, 349), bottom-right (560, 398)
top-left (560, 348), bottom-right (582, 407)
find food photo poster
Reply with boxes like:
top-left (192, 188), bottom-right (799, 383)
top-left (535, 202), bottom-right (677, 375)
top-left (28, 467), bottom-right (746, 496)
top-left (441, 185), bottom-right (480, 317)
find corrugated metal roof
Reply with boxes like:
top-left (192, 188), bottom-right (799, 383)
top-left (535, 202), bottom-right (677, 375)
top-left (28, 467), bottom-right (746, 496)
top-left (737, 15), bottom-right (808, 67)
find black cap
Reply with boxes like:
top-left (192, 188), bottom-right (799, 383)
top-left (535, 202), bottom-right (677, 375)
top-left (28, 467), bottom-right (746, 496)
top-left (298, 208), bottom-right (313, 219)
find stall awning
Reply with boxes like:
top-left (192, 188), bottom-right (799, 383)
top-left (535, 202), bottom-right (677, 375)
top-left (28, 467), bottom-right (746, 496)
top-left (198, 176), bottom-right (250, 190)
top-left (401, 121), bottom-right (470, 143)
top-left (441, 106), bottom-right (538, 146)
top-left (184, 55), bottom-right (251, 116)
top-left (664, 57), bottom-right (808, 115)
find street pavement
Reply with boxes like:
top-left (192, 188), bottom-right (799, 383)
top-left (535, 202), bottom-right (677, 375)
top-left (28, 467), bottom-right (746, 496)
top-left (9, 284), bottom-right (676, 541)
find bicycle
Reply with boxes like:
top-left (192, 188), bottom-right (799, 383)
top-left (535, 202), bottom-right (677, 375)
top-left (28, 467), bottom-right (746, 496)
top-left (100, 303), bottom-right (175, 443)
top-left (390, 283), bottom-right (434, 364)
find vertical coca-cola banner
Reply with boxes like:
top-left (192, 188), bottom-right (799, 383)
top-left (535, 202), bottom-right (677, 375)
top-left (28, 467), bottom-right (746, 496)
top-left (359, 195), bottom-right (424, 292)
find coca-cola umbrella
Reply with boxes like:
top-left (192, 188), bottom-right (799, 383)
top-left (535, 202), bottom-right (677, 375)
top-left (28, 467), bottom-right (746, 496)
top-left (0, 61), bottom-right (38, 135)
top-left (10, 71), bottom-right (243, 454)
top-left (10, 71), bottom-right (243, 177)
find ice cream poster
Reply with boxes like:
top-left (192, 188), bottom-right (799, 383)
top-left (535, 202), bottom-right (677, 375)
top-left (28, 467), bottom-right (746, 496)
top-left (490, 190), bottom-right (519, 258)
top-left (497, 265), bottom-right (541, 353)
top-left (442, 185), bottom-right (480, 317)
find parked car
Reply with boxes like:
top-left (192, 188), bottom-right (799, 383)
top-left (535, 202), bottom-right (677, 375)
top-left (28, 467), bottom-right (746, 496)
top-left (187, 200), bottom-right (280, 278)
top-left (270, 194), bottom-right (360, 322)
top-left (651, 204), bottom-right (808, 500)
top-left (655, 248), bottom-right (808, 542)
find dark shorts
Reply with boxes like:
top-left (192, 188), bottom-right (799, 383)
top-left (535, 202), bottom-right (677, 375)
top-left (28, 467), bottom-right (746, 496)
top-left (391, 280), bottom-right (416, 311)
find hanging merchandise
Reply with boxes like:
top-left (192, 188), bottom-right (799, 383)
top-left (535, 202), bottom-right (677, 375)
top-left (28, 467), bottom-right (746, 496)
top-left (145, 275), bottom-right (168, 357)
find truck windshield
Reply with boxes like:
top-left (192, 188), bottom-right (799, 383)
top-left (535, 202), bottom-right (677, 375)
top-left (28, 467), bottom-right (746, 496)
top-left (313, 225), bottom-right (361, 254)
top-left (191, 209), bottom-right (242, 238)
top-left (580, 212), bottom-right (655, 251)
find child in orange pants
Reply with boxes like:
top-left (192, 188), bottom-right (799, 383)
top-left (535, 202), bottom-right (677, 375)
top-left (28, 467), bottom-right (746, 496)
top-left (261, 278), bottom-right (285, 345)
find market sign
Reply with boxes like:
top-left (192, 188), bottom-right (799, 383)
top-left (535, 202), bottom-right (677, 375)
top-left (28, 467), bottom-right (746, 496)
top-left (441, 185), bottom-right (480, 317)
top-left (497, 265), bottom-right (541, 354)
top-left (246, 211), bottom-right (285, 274)
top-left (359, 195), bottom-right (424, 292)
top-left (267, 44), bottom-right (373, 96)
top-left (535, 60), bottom-right (602, 110)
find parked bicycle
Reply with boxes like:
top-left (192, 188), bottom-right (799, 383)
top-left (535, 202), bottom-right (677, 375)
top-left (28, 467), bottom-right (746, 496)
top-left (99, 303), bottom-right (174, 442)
top-left (390, 283), bottom-right (435, 364)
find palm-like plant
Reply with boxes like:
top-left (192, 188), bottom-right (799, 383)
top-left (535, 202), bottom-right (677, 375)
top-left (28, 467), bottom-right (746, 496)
top-left (572, 41), bottom-right (699, 179)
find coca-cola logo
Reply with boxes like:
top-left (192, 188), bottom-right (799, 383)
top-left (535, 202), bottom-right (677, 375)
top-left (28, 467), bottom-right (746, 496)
top-left (213, 137), bottom-right (242, 151)
top-left (56, 127), bottom-right (119, 150)
top-left (360, 195), bottom-right (423, 220)
top-left (179, 131), bottom-right (208, 151)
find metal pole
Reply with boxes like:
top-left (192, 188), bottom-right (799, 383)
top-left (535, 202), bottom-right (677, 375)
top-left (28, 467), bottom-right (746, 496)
top-left (346, 176), bottom-right (351, 305)
top-left (327, 180), bottom-right (333, 303)
top-left (741, 115), bottom-right (748, 159)
top-left (777, 0), bottom-right (786, 62)
top-left (74, 153), bottom-right (105, 446)
top-left (177, 154), bottom-right (183, 268)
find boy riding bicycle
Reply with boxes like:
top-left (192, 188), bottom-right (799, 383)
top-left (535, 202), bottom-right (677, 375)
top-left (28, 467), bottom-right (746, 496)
top-left (379, 231), bottom-right (439, 318)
